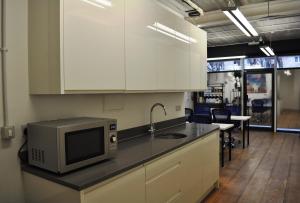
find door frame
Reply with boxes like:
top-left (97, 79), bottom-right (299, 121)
top-left (243, 68), bottom-right (275, 131)
top-left (276, 68), bottom-right (300, 133)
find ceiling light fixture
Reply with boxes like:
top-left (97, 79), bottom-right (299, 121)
top-left (223, 8), bottom-right (258, 37)
top-left (81, 0), bottom-right (112, 8)
top-left (147, 22), bottom-right (197, 44)
top-left (260, 47), bottom-right (270, 56)
top-left (284, 70), bottom-right (292, 76)
top-left (260, 46), bottom-right (275, 56)
top-left (207, 55), bottom-right (246, 61)
top-left (265, 46), bottom-right (275, 56)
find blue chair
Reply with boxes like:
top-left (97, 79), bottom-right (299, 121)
top-left (212, 108), bottom-right (231, 124)
top-left (193, 112), bottom-right (212, 124)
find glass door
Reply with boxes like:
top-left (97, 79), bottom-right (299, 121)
top-left (276, 55), bottom-right (300, 132)
top-left (244, 69), bottom-right (275, 130)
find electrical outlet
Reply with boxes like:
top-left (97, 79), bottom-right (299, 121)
top-left (1, 126), bottom-right (15, 140)
top-left (175, 105), bottom-right (182, 112)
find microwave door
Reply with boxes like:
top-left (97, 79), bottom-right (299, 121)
top-left (59, 125), bottom-right (108, 173)
top-left (65, 127), bottom-right (105, 165)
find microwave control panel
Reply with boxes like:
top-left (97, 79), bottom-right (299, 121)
top-left (109, 123), bottom-right (118, 150)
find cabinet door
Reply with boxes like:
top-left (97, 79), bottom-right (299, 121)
top-left (181, 131), bottom-right (219, 202)
top-left (145, 149), bottom-right (184, 203)
top-left (63, 0), bottom-right (125, 91)
top-left (173, 19), bottom-right (190, 90)
top-left (155, 4), bottom-right (190, 90)
top-left (190, 24), bottom-right (207, 90)
top-left (181, 139), bottom-right (205, 203)
top-left (82, 167), bottom-right (146, 203)
top-left (201, 131), bottom-right (219, 193)
top-left (125, 0), bottom-right (158, 90)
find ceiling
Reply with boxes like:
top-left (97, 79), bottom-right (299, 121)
top-left (163, 0), bottom-right (300, 47)
top-left (192, 0), bottom-right (271, 12)
top-left (205, 13), bottom-right (300, 47)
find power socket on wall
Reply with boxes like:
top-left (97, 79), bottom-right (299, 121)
top-left (1, 126), bottom-right (15, 140)
top-left (175, 105), bottom-right (182, 112)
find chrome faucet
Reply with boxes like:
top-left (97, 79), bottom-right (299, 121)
top-left (149, 103), bottom-right (167, 133)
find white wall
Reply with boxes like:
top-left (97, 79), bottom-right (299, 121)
top-left (278, 70), bottom-right (300, 110)
top-left (184, 92), bottom-right (193, 109)
top-left (0, 1), bottom-right (185, 202)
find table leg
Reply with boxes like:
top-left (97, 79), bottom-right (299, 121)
top-left (242, 121), bottom-right (246, 149)
top-left (221, 131), bottom-right (224, 167)
top-left (247, 120), bottom-right (250, 146)
top-left (242, 121), bottom-right (245, 149)
top-left (228, 131), bottom-right (232, 161)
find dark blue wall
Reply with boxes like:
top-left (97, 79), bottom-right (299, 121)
top-left (208, 39), bottom-right (300, 58)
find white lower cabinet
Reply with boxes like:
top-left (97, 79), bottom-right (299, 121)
top-left (145, 146), bottom-right (185, 203)
top-left (201, 133), bottom-right (220, 192)
top-left (82, 167), bottom-right (146, 203)
top-left (144, 130), bottom-right (219, 203)
top-left (23, 131), bottom-right (219, 203)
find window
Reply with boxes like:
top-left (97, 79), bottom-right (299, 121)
top-left (278, 55), bottom-right (300, 69)
top-left (208, 59), bottom-right (242, 72)
top-left (244, 57), bottom-right (276, 69)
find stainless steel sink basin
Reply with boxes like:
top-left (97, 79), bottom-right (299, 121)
top-left (155, 133), bottom-right (187, 139)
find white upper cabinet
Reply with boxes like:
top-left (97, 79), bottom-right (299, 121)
top-left (29, 0), bottom-right (126, 94)
top-left (126, 1), bottom-right (191, 91)
top-left (155, 5), bottom-right (190, 90)
top-left (125, 0), bottom-right (158, 90)
top-left (63, 0), bottom-right (125, 91)
top-left (28, 0), bottom-right (207, 94)
top-left (190, 24), bottom-right (207, 90)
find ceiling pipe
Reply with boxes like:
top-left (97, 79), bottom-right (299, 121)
top-left (183, 0), bottom-right (204, 16)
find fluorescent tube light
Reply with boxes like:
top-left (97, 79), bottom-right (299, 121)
top-left (223, 8), bottom-right (258, 37)
top-left (260, 47), bottom-right (270, 56)
top-left (231, 9), bottom-right (258, 36)
top-left (147, 22), bottom-right (197, 44)
top-left (223, 11), bottom-right (251, 37)
top-left (207, 55), bottom-right (246, 61)
top-left (265, 46), bottom-right (275, 56)
top-left (260, 46), bottom-right (275, 56)
top-left (81, 0), bottom-right (112, 8)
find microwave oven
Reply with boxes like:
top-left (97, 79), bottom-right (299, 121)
top-left (27, 117), bottom-right (117, 174)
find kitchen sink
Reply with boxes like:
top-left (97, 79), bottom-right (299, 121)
top-left (155, 133), bottom-right (187, 139)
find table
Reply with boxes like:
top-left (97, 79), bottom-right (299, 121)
top-left (231, 116), bottom-right (251, 149)
top-left (213, 123), bottom-right (234, 167)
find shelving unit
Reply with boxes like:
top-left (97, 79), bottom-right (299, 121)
top-left (203, 84), bottom-right (224, 104)
top-left (194, 84), bottom-right (224, 104)
top-left (193, 84), bottom-right (225, 114)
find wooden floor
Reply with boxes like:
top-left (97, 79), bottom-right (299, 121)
top-left (277, 110), bottom-right (300, 129)
top-left (204, 131), bottom-right (300, 203)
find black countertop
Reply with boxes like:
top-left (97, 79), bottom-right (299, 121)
top-left (22, 123), bottom-right (219, 191)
